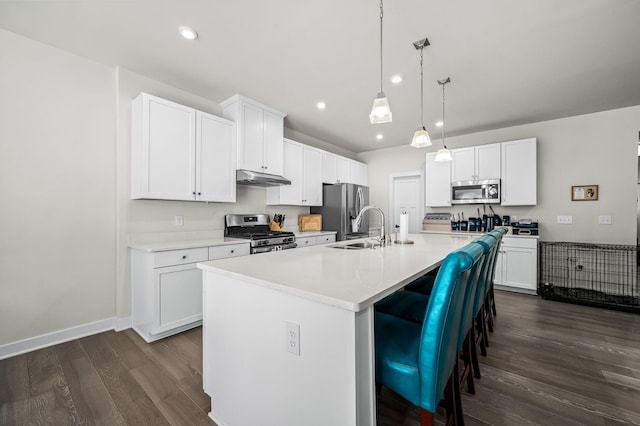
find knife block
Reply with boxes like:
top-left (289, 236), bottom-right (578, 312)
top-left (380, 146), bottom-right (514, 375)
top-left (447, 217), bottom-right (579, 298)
top-left (270, 221), bottom-right (284, 231)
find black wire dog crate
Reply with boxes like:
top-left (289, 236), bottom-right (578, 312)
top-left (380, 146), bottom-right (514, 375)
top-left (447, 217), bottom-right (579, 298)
top-left (539, 242), bottom-right (639, 313)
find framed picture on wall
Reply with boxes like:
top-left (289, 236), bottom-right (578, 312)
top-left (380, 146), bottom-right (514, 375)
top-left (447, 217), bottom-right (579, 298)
top-left (571, 185), bottom-right (598, 201)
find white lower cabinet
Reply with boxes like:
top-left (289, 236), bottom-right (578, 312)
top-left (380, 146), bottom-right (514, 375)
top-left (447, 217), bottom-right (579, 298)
top-left (296, 233), bottom-right (336, 247)
top-left (494, 237), bottom-right (538, 293)
top-left (131, 242), bottom-right (249, 342)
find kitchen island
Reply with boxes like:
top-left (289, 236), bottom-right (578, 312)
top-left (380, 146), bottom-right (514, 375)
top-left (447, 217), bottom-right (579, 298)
top-left (198, 233), bottom-right (476, 426)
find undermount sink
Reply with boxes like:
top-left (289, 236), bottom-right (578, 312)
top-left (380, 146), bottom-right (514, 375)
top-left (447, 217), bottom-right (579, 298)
top-left (329, 242), bottom-right (376, 250)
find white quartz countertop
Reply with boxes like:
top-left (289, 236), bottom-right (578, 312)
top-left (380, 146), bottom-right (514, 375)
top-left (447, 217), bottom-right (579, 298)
top-left (198, 233), bottom-right (477, 312)
top-left (129, 237), bottom-right (249, 252)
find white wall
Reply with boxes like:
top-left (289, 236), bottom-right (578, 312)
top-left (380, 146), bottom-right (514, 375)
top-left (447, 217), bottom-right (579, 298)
top-left (359, 106), bottom-right (640, 245)
top-left (0, 29), bottom-right (116, 346)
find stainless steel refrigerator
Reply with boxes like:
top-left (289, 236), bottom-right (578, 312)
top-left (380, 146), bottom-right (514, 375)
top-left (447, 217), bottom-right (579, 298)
top-left (310, 183), bottom-right (369, 241)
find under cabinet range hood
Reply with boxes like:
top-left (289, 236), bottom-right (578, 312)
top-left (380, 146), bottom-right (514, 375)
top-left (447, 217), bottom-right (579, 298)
top-left (236, 169), bottom-right (291, 187)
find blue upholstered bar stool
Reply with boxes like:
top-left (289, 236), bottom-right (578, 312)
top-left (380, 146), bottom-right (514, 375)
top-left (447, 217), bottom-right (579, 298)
top-left (486, 228), bottom-right (508, 324)
top-left (471, 235), bottom-right (499, 356)
top-left (375, 239), bottom-right (494, 385)
top-left (375, 245), bottom-right (485, 425)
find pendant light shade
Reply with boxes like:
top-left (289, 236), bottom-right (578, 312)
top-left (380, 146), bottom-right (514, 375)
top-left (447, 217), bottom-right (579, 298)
top-left (370, 92), bottom-right (392, 123)
top-left (435, 147), bottom-right (452, 162)
top-left (411, 127), bottom-right (431, 148)
top-left (410, 37), bottom-right (431, 148)
top-left (434, 77), bottom-right (452, 162)
top-left (370, 0), bottom-right (392, 124)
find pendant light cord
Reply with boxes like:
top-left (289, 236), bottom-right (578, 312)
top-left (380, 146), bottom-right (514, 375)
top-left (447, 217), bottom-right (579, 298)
top-left (419, 47), bottom-right (424, 128)
top-left (379, 0), bottom-right (383, 93)
top-left (441, 81), bottom-right (445, 144)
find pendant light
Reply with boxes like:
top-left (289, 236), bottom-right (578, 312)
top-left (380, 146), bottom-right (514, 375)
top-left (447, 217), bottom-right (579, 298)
top-left (434, 77), bottom-right (453, 161)
top-left (369, 0), bottom-right (392, 124)
top-left (410, 37), bottom-right (432, 148)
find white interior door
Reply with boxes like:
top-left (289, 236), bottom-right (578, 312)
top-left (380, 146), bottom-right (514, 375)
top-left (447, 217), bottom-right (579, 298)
top-left (390, 173), bottom-right (423, 235)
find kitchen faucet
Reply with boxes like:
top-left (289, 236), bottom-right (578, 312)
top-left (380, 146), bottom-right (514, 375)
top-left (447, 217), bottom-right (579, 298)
top-left (352, 206), bottom-right (390, 246)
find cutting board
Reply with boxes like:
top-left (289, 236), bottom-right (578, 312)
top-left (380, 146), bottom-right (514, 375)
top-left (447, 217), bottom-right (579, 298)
top-left (298, 214), bottom-right (322, 231)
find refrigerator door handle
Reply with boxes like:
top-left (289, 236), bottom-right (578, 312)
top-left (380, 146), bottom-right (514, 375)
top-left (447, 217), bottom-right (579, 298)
top-left (356, 187), bottom-right (364, 215)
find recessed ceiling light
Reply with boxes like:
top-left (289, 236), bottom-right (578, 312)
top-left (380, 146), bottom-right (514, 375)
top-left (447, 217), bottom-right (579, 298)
top-left (391, 75), bottom-right (403, 84)
top-left (179, 26), bottom-right (198, 40)
top-left (435, 121), bottom-right (443, 127)
top-left (316, 101), bottom-right (326, 110)
top-left (376, 134), bottom-right (384, 140)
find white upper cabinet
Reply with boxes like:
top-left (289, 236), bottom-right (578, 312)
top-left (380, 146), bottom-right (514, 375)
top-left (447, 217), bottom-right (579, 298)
top-left (337, 157), bottom-right (351, 183)
top-left (350, 160), bottom-right (368, 186)
top-left (131, 93), bottom-right (236, 202)
top-left (451, 143), bottom-right (501, 182)
top-left (321, 151), bottom-right (367, 185)
top-left (303, 146), bottom-right (323, 205)
top-left (221, 94), bottom-right (286, 176)
top-left (501, 138), bottom-right (537, 206)
top-left (196, 111), bottom-right (237, 202)
top-left (321, 151), bottom-right (338, 184)
top-left (425, 151), bottom-right (452, 207)
top-left (267, 139), bottom-right (322, 206)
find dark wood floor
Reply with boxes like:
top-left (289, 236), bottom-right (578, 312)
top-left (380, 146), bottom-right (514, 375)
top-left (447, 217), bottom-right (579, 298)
top-left (2, 291), bottom-right (640, 425)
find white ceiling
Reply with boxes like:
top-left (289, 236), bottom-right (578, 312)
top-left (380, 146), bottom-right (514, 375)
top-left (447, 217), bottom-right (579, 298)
top-left (1, 0), bottom-right (639, 153)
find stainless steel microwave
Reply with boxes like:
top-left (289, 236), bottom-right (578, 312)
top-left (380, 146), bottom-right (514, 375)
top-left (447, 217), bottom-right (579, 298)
top-left (451, 179), bottom-right (500, 205)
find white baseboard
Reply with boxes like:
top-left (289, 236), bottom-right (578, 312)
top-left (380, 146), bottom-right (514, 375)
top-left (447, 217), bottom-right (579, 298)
top-left (115, 316), bottom-right (132, 331)
top-left (0, 317), bottom-right (126, 360)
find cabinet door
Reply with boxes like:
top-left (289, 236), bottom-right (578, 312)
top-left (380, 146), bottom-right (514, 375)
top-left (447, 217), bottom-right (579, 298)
top-left (303, 146), bottom-right (323, 206)
top-left (321, 152), bottom-right (338, 184)
top-left (268, 139), bottom-right (303, 205)
top-left (196, 111), bottom-right (236, 202)
top-left (132, 94), bottom-right (196, 200)
top-left (501, 138), bottom-right (536, 206)
top-left (475, 143), bottom-right (501, 180)
top-left (336, 157), bottom-right (351, 183)
top-left (350, 161), bottom-right (368, 186)
top-left (263, 110), bottom-right (284, 176)
top-left (451, 147), bottom-right (475, 182)
top-left (501, 246), bottom-right (537, 291)
top-left (239, 102), bottom-right (264, 172)
top-left (154, 263), bottom-right (202, 333)
top-left (425, 152), bottom-right (451, 207)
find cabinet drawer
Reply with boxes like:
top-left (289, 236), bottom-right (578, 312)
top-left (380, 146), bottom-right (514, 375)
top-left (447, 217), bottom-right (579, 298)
top-left (316, 234), bottom-right (336, 245)
top-left (297, 237), bottom-right (317, 247)
top-left (502, 236), bottom-right (537, 249)
top-left (209, 243), bottom-right (250, 260)
top-left (154, 248), bottom-right (208, 268)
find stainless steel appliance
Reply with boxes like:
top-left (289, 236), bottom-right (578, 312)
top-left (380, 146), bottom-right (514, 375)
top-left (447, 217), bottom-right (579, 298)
top-left (224, 214), bottom-right (297, 254)
top-left (451, 179), bottom-right (500, 205)
top-left (310, 183), bottom-right (370, 241)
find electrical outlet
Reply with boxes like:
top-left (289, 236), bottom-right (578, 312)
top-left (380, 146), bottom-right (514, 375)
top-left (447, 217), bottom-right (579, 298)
top-left (285, 322), bottom-right (300, 356)
top-left (174, 215), bottom-right (184, 226)
top-left (557, 215), bottom-right (572, 224)
top-left (598, 215), bottom-right (612, 225)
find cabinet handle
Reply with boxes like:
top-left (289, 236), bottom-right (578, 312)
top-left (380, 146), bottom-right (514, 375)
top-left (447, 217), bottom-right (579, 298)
top-left (230, 249), bottom-right (235, 253)
top-left (182, 255), bottom-right (187, 259)
top-left (192, 192), bottom-right (196, 195)
top-left (198, 192), bottom-right (201, 195)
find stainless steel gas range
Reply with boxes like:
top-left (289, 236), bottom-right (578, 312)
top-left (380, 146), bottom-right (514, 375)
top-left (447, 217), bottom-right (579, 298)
top-left (224, 214), bottom-right (297, 254)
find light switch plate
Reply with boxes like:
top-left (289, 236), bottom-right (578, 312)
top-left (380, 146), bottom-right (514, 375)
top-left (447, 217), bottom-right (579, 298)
top-left (557, 215), bottom-right (572, 224)
top-left (598, 215), bottom-right (612, 225)
top-left (174, 215), bottom-right (184, 226)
